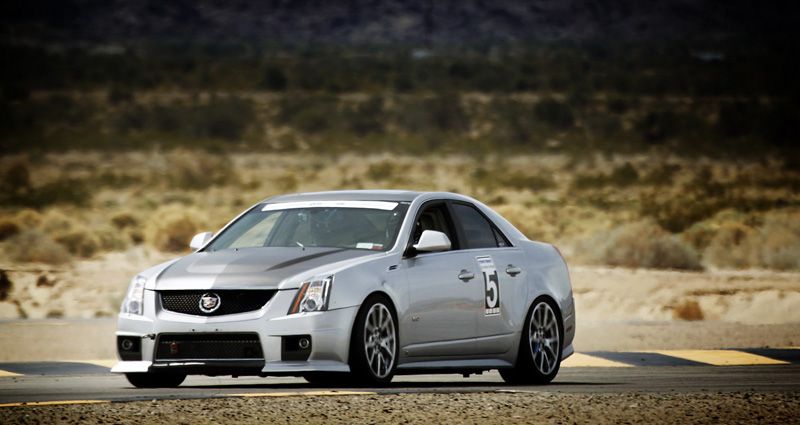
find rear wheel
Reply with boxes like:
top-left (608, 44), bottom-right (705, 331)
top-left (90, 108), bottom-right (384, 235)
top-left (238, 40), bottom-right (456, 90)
top-left (125, 372), bottom-right (186, 388)
top-left (349, 295), bottom-right (398, 386)
top-left (501, 297), bottom-right (562, 385)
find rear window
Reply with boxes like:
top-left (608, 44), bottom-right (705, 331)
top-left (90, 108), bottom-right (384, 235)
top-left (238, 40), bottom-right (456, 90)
top-left (451, 203), bottom-right (504, 249)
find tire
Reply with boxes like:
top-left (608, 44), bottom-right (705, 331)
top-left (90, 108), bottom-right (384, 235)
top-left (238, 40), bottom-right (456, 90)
top-left (125, 372), bottom-right (186, 388)
top-left (348, 295), bottom-right (398, 386)
top-left (500, 297), bottom-right (563, 385)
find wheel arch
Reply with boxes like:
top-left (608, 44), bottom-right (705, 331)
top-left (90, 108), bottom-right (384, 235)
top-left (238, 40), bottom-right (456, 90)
top-left (346, 290), bottom-right (399, 363)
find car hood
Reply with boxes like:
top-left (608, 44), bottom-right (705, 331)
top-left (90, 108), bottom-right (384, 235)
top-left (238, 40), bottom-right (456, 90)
top-left (152, 247), bottom-right (379, 290)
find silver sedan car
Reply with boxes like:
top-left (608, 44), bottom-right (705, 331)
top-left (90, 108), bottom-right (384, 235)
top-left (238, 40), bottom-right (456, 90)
top-left (113, 190), bottom-right (575, 387)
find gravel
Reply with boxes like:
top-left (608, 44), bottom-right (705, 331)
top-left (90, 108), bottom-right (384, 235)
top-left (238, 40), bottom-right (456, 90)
top-left (3, 391), bottom-right (799, 424)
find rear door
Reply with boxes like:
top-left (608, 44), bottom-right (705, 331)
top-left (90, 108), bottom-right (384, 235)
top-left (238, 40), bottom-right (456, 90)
top-left (449, 202), bottom-right (527, 355)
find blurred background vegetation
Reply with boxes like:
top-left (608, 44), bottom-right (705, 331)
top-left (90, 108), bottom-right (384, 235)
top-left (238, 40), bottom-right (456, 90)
top-left (1, 0), bottom-right (799, 272)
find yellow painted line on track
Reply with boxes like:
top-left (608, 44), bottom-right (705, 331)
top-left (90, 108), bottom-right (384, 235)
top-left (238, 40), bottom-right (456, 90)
top-left (561, 353), bottom-right (632, 368)
top-left (645, 350), bottom-right (789, 366)
top-left (231, 390), bottom-right (376, 398)
top-left (0, 400), bottom-right (109, 408)
top-left (0, 369), bottom-right (22, 378)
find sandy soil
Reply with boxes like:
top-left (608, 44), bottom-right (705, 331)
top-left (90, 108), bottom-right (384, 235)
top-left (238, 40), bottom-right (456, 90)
top-left (2, 392), bottom-right (799, 424)
top-left (0, 248), bottom-right (172, 320)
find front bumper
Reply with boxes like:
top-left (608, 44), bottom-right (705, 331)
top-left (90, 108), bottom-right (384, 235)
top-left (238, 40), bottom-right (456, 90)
top-left (112, 288), bottom-right (358, 376)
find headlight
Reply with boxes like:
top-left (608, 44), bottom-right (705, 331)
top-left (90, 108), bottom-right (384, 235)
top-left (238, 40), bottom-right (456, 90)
top-left (120, 275), bottom-right (146, 315)
top-left (288, 275), bottom-right (332, 314)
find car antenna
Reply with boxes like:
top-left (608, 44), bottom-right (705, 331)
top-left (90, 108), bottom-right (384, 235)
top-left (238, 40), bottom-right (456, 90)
top-left (296, 241), bottom-right (305, 251)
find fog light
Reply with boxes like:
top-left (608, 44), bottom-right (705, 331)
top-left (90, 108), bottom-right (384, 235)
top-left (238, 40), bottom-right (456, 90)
top-left (120, 338), bottom-right (134, 351)
top-left (298, 337), bottom-right (311, 350)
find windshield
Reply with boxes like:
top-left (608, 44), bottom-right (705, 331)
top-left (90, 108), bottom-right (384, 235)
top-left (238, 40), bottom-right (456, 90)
top-left (206, 201), bottom-right (409, 252)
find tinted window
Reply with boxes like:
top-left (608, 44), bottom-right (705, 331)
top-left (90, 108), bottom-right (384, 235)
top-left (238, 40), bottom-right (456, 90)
top-left (452, 203), bottom-right (500, 249)
top-left (411, 203), bottom-right (458, 248)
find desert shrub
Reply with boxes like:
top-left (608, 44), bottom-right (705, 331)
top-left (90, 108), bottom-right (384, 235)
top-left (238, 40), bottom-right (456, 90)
top-left (571, 163), bottom-right (640, 190)
top-left (4, 229), bottom-right (71, 265)
top-left (681, 222), bottom-right (716, 252)
top-left (753, 212), bottom-right (800, 270)
top-left (489, 99), bottom-right (540, 147)
top-left (15, 209), bottom-right (42, 228)
top-left (164, 149), bottom-right (238, 189)
top-left (366, 161), bottom-right (402, 181)
top-left (275, 95), bottom-right (339, 134)
top-left (259, 66), bottom-right (288, 91)
top-left (145, 205), bottom-right (205, 252)
top-left (95, 225), bottom-right (130, 252)
top-left (642, 163), bottom-right (681, 186)
top-left (472, 167), bottom-right (555, 191)
top-left (0, 270), bottom-right (11, 301)
top-left (534, 97), bottom-right (574, 130)
top-left (673, 299), bottom-right (704, 321)
top-left (39, 210), bottom-right (76, 235)
top-left (342, 96), bottom-right (385, 136)
top-left (0, 160), bottom-right (90, 207)
top-left (703, 222), bottom-right (757, 269)
top-left (0, 219), bottom-right (21, 241)
top-left (639, 190), bottom-right (726, 233)
top-left (54, 226), bottom-right (101, 258)
top-left (273, 174), bottom-right (298, 193)
top-left (395, 93), bottom-right (468, 134)
top-left (580, 221), bottom-right (702, 270)
top-left (110, 212), bottom-right (139, 229)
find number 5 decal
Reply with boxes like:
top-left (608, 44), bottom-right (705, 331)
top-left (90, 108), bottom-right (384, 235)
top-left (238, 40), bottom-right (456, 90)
top-left (476, 256), bottom-right (500, 316)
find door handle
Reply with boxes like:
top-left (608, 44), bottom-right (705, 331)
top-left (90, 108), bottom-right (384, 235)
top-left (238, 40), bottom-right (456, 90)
top-left (457, 270), bottom-right (475, 281)
top-left (505, 265), bottom-right (522, 276)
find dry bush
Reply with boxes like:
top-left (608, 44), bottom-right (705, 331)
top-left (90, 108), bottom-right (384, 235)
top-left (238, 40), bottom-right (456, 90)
top-left (580, 221), bottom-right (702, 270)
top-left (699, 210), bottom-right (800, 270)
top-left (0, 219), bottom-right (21, 241)
top-left (110, 212), bottom-right (139, 229)
top-left (753, 211), bottom-right (800, 270)
top-left (14, 209), bottom-right (42, 228)
top-left (0, 270), bottom-right (11, 301)
top-left (164, 149), bottom-right (238, 190)
top-left (673, 299), bottom-right (704, 321)
top-left (145, 205), bottom-right (206, 252)
top-left (54, 226), bottom-right (101, 258)
top-left (681, 222), bottom-right (716, 252)
top-left (703, 222), bottom-right (756, 269)
top-left (39, 210), bottom-right (77, 234)
top-left (3, 229), bottom-right (71, 265)
top-left (95, 225), bottom-right (130, 252)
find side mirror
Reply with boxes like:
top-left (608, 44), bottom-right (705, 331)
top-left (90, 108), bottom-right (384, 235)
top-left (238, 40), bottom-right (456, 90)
top-left (413, 230), bottom-right (452, 252)
top-left (189, 232), bottom-right (214, 250)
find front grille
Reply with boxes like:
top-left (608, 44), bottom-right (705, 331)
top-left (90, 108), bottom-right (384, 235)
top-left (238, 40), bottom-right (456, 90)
top-left (155, 333), bottom-right (263, 361)
top-left (159, 290), bottom-right (276, 316)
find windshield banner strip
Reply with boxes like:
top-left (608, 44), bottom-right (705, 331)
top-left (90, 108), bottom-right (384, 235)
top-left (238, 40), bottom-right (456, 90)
top-left (262, 201), bottom-right (399, 211)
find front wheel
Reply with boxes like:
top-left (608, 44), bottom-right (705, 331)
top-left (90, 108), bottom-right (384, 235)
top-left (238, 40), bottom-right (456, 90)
top-left (349, 295), bottom-right (398, 386)
top-left (501, 297), bottom-right (562, 385)
top-left (125, 372), bottom-right (186, 388)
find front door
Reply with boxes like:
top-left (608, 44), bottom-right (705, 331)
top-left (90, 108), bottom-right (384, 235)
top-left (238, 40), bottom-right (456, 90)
top-left (399, 202), bottom-right (482, 358)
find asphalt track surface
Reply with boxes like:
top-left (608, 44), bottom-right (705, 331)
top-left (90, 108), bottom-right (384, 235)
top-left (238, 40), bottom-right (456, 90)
top-left (1, 362), bottom-right (799, 406)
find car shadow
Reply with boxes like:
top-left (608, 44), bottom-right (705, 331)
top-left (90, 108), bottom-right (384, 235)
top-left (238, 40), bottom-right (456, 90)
top-left (180, 379), bottom-right (620, 390)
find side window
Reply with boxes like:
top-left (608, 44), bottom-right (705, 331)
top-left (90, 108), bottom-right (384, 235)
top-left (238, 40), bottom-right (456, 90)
top-left (451, 203), bottom-right (503, 249)
top-left (411, 204), bottom-right (457, 248)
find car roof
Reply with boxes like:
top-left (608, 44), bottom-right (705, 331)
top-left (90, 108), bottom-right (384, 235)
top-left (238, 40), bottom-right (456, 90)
top-left (263, 190), bottom-right (423, 203)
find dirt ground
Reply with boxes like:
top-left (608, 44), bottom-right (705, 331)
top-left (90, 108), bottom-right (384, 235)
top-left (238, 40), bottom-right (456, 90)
top-left (3, 392), bottom-right (799, 424)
